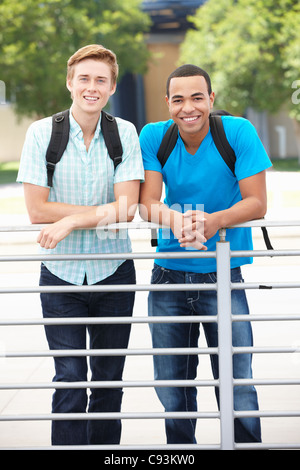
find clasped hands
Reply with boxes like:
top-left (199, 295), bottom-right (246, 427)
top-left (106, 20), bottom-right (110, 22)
top-left (174, 210), bottom-right (220, 251)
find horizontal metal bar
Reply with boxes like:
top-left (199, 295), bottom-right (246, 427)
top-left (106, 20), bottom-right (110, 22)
top-left (0, 444), bottom-right (221, 451)
top-left (235, 410), bottom-right (300, 418)
top-left (0, 379), bottom-right (218, 390)
top-left (1, 249), bottom-right (300, 263)
top-left (0, 219), bottom-right (299, 233)
top-left (1, 347), bottom-right (218, 358)
top-left (235, 378), bottom-right (300, 386)
top-left (1, 314), bottom-right (299, 327)
top-left (235, 443), bottom-right (300, 450)
top-left (233, 346), bottom-right (300, 354)
top-left (231, 314), bottom-right (300, 322)
top-left (2, 377), bottom-right (299, 391)
top-left (233, 378), bottom-right (300, 386)
top-left (2, 378), bottom-right (298, 391)
top-left (0, 315), bottom-right (218, 326)
top-left (0, 283), bottom-right (217, 294)
top-left (1, 221), bottom-right (163, 233)
top-left (0, 411), bottom-right (220, 421)
top-left (0, 251), bottom-right (215, 263)
top-left (230, 219), bottom-right (300, 228)
top-left (231, 249), bottom-right (300, 258)
top-left (0, 280), bottom-right (299, 295)
top-left (1, 313), bottom-right (299, 327)
top-left (232, 282), bottom-right (300, 290)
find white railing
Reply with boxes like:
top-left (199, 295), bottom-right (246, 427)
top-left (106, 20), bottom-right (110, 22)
top-left (0, 220), bottom-right (300, 450)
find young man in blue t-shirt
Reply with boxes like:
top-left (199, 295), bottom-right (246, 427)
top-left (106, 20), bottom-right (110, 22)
top-left (139, 64), bottom-right (272, 444)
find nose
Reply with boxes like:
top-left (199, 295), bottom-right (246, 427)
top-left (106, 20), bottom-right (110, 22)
top-left (182, 99), bottom-right (195, 114)
top-left (87, 79), bottom-right (97, 91)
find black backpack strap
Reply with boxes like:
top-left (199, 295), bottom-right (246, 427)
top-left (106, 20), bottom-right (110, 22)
top-left (157, 122), bottom-right (178, 167)
top-left (152, 122), bottom-right (178, 246)
top-left (101, 111), bottom-right (123, 169)
top-left (209, 114), bottom-right (236, 175)
top-left (261, 224), bottom-right (274, 251)
top-left (46, 110), bottom-right (70, 187)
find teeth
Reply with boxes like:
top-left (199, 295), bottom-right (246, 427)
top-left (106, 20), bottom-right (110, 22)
top-left (183, 116), bottom-right (198, 122)
top-left (84, 96), bottom-right (98, 101)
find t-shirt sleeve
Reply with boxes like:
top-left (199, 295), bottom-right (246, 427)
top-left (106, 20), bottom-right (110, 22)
top-left (223, 117), bottom-right (272, 181)
top-left (139, 122), bottom-right (165, 173)
top-left (17, 118), bottom-right (51, 187)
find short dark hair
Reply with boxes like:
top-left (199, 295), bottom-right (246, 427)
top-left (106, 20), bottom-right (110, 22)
top-left (166, 64), bottom-right (212, 97)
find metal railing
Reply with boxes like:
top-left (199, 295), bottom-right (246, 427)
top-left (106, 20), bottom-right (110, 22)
top-left (0, 219), bottom-right (300, 450)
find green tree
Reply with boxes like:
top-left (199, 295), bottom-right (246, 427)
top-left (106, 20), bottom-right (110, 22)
top-left (0, 0), bottom-right (150, 118)
top-left (180, 0), bottom-right (300, 161)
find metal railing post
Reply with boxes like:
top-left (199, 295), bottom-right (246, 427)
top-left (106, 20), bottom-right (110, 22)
top-left (217, 230), bottom-right (235, 450)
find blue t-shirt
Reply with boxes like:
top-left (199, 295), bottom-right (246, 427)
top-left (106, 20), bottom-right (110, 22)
top-left (139, 115), bottom-right (272, 273)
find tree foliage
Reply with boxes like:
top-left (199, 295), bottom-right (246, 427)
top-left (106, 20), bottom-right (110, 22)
top-left (180, 0), bottom-right (300, 122)
top-left (0, 0), bottom-right (151, 117)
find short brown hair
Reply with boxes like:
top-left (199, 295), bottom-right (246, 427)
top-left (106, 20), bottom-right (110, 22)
top-left (67, 44), bottom-right (119, 84)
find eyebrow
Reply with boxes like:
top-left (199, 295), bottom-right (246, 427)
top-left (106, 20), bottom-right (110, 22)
top-left (78, 74), bottom-right (108, 80)
top-left (171, 92), bottom-right (205, 100)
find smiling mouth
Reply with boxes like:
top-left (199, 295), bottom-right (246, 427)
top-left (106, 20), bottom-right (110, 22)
top-left (181, 116), bottom-right (200, 122)
top-left (84, 96), bottom-right (99, 102)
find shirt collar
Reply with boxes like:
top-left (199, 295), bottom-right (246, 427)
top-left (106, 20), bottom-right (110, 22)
top-left (69, 107), bottom-right (102, 139)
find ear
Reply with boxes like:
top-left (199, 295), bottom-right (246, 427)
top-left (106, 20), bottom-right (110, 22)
top-left (66, 78), bottom-right (72, 93)
top-left (209, 91), bottom-right (215, 109)
top-left (110, 82), bottom-right (117, 97)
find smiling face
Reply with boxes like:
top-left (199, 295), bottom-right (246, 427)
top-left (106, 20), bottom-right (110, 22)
top-left (166, 75), bottom-right (215, 143)
top-left (66, 58), bottom-right (116, 119)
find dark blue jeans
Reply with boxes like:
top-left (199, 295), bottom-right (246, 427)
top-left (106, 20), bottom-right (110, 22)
top-left (39, 260), bottom-right (135, 446)
top-left (149, 264), bottom-right (261, 444)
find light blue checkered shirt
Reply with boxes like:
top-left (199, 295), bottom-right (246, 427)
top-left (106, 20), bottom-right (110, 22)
top-left (17, 109), bottom-right (144, 285)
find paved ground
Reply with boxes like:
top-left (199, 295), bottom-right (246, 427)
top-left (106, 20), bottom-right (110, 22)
top-left (0, 170), bottom-right (299, 449)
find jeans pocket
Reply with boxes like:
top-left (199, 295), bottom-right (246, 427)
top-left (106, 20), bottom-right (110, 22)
top-left (207, 272), bottom-right (217, 284)
top-left (151, 264), bottom-right (168, 284)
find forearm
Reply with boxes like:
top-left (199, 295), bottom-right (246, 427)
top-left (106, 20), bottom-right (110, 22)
top-left (140, 199), bottom-right (183, 236)
top-left (31, 201), bottom-right (94, 224)
top-left (66, 199), bottom-right (136, 230)
top-left (37, 181), bottom-right (140, 249)
top-left (203, 196), bottom-right (267, 241)
top-left (23, 183), bottom-right (93, 224)
top-left (216, 196), bottom-right (266, 228)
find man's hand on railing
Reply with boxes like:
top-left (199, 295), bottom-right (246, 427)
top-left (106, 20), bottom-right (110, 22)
top-left (37, 216), bottom-right (76, 249)
top-left (178, 210), bottom-right (207, 251)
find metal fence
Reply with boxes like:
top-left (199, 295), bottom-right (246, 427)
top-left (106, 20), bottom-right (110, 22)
top-left (0, 219), bottom-right (300, 450)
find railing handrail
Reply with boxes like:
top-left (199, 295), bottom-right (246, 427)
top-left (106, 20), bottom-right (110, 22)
top-left (0, 219), bottom-right (299, 450)
top-left (0, 218), bottom-right (300, 233)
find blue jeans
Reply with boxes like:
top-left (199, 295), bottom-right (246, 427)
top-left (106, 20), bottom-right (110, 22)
top-left (149, 264), bottom-right (261, 444)
top-left (39, 260), bottom-right (135, 445)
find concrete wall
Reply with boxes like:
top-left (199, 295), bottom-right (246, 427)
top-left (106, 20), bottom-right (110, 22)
top-left (0, 105), bottom-right (33, 163)
top-left (143, 35), bottom-right (182, 123)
